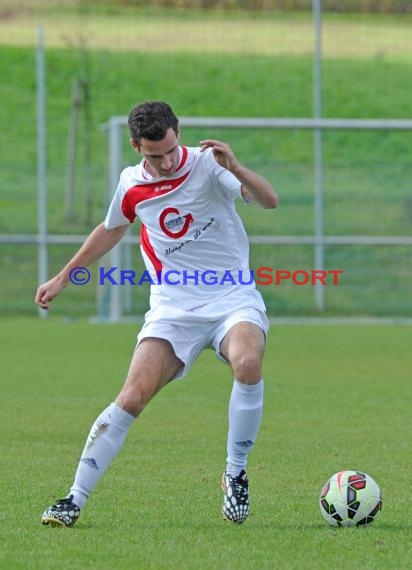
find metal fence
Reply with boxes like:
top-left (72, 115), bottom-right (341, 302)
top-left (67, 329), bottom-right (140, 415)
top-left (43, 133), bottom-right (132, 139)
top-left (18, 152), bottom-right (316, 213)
top-left (1, 2), bottom-right (411, 320)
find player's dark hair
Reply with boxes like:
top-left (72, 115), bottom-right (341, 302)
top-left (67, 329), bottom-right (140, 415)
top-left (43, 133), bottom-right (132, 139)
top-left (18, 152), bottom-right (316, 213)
top-left (128, 101), bottom-right (179, 143)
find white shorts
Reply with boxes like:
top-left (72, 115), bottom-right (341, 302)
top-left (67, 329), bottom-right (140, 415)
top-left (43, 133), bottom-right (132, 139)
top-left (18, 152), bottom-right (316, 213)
top-left (136, 304), bottom-right (269, 380)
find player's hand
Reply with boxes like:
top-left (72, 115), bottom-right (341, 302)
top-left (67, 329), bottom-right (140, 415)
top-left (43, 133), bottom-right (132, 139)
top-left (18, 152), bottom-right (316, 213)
top-left (35, 275), bottom-right (67, 310)
top-left (200, 139), bottom-right (241, 174)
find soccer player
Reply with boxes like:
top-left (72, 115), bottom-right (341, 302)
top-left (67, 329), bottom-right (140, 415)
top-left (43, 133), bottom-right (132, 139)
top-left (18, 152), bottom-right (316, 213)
top-left (36, 101), bottom-right (278, 527)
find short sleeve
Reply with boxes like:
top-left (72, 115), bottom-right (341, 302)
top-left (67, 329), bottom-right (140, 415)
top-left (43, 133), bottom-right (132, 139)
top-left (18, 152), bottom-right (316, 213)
top-left (104, 170), bottom-right (134, 230)
top-left (204, 148), bottom-right (241, 200)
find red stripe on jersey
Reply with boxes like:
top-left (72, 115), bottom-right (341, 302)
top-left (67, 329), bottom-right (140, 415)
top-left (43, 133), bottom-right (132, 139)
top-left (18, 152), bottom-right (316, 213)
top-left (121, 168), bottom-right (191, 223)
top-left (140, 224), bottom-right (163, 274)
top-left (176, 146), bottom-right (188, 171)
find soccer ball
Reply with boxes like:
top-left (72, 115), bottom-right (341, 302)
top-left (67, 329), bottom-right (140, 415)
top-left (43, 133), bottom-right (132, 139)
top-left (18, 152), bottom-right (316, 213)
top-left (319, 470), bottom-right (382, 527)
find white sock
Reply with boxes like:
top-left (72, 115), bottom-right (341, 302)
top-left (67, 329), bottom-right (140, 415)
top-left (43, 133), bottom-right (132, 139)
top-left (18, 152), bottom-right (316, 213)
top-left (226, 379), bottom-right (264, 477)
top-left (69, 402), bottom-right (135, 509)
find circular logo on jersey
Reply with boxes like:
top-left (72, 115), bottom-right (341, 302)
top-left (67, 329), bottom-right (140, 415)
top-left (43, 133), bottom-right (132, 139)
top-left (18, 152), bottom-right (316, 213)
top-left (159, 207), bottom-right (194, 239)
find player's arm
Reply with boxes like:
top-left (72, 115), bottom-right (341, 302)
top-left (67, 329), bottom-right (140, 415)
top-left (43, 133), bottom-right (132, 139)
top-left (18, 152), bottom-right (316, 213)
top-left (35, 222), bottom-right (129, 310)
top-left (200, 139), bottom-right (278, 209)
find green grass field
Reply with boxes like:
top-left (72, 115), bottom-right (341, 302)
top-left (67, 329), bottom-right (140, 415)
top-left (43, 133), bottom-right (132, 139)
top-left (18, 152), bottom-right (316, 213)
top-left (1, 6), bottom-right (411, 568)
top-left (1, 318), bottom-right (412, 569)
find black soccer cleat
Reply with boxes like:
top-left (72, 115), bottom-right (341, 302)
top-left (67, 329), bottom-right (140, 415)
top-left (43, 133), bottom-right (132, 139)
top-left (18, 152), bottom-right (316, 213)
top-left (221, 469), bottom-right (249, 524)
top-left (41, 495), bottom-right (80, 527)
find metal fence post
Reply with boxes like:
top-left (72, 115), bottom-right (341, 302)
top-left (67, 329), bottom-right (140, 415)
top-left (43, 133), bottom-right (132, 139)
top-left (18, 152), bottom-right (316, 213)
top-left (313, 0), bottom-right (325, 312)
top-left (108, 117), bottom-right (122, 322)
top-left (37, 25), bottom-right (48, 318)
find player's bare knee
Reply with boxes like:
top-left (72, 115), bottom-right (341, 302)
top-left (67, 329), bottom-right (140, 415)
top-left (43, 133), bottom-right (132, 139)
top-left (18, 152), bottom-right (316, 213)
top-left (232, 351), bottom-right (262, 383)
top-left (115, 386), bottom-right (150, 417)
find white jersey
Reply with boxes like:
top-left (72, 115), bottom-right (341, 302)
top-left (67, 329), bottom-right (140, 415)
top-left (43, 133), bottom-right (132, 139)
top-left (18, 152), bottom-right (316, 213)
top-left (105, 146), bottom-right (265, 314)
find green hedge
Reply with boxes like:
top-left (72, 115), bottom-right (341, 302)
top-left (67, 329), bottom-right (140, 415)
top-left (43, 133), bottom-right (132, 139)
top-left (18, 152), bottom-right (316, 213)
top-left (86, 0), bottom-right (412, 13)
top-left (14, 0), bottom-right (412, 14)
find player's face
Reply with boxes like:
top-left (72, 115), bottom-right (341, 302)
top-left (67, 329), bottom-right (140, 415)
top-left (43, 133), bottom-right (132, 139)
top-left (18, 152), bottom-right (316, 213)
top-left (133, 128), bottom-right (180, 178)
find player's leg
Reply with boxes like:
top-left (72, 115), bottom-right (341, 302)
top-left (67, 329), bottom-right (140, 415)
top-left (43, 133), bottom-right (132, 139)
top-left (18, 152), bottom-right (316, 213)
top-left (115, 337), bottom-right (183, 415)
top-left (220, 320), bottom-right (265, 384)
top-left (221, 321), bottom-right (266, 471)
top-left (219, 321), bottom-right (266, 523)
top-left (42, 338), bottom-right (182, 527)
